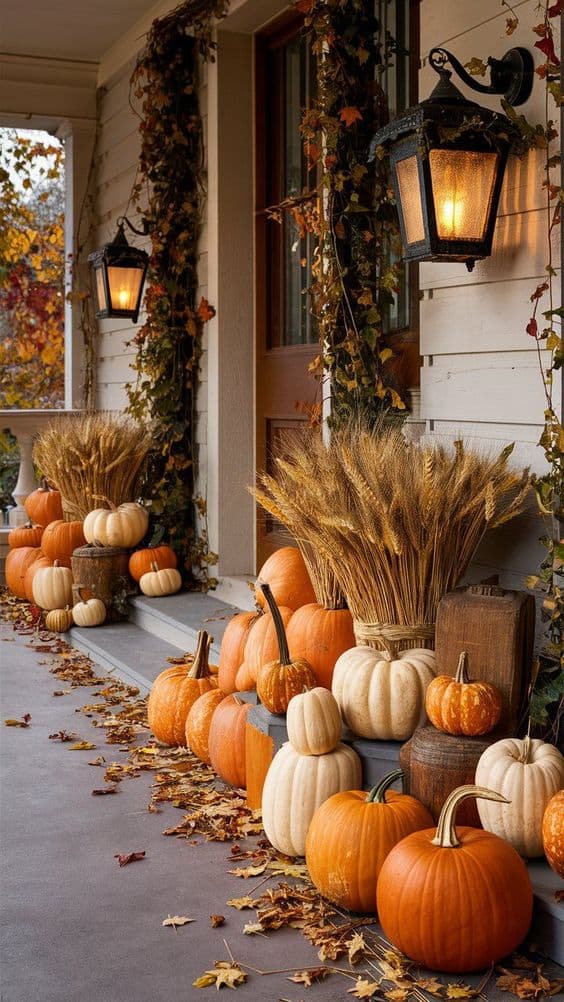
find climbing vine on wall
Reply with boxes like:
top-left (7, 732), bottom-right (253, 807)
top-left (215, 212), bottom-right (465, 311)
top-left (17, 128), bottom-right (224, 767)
top-left (126, 0), bottom-right (229, 586)
top-left (270, 0), bottom-right (406, 427)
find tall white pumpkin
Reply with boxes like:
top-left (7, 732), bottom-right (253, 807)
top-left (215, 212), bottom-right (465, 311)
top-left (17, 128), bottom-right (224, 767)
top-left (475, 736), bottom-right (564, 857)
top-left (331, 646), bottom-right (437, 740)
top-left (262, 741), bottom-right (361, 856)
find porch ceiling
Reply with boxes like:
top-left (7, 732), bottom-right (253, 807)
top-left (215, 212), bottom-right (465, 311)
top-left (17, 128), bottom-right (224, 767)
top-left (0, 0), bottom-right (159, 63)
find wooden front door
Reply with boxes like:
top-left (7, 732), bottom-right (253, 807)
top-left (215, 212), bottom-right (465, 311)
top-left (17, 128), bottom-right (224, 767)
top-left (255, 14), bottom-right (320, 567)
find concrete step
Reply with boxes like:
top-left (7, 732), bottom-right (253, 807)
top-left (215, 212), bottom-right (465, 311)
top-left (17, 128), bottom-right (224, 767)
top-left (128, 591), bottom-right (240, 654)
top-left (68, 621), bottom-right (184, 694)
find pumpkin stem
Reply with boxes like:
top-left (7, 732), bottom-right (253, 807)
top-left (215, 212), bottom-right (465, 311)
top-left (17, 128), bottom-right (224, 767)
top-left (454, 651), bottom-right (469, 684)
top-left (366, 769), bottom-right (404, 804)
top-left (150, 560), bottom-right (160, 572)
top-left (258, 581), bottom-right (291, 666)
top-left (187, 630), bottom-right (211, 679)
top-left (432, 784), bottom-right (510, 849)
top-left (520, 732), bottom-right (532, 764)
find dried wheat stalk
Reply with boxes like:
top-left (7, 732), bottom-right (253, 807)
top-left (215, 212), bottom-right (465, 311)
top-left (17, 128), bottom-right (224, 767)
top-left (33, 412), bottom-right (152, 519)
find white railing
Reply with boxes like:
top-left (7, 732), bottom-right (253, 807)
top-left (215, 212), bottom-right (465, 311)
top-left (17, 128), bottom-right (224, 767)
top-left (0, 409), bottom-right (78, 526)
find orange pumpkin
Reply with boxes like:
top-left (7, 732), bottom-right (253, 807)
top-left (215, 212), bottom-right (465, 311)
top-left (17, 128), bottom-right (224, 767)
top-left (8, 522), bottom-right (44, 549)
top-left (128, 545), bottom-right (177, 583)
top-left (376, 785), bottom-right (533, 972)
top-left (306, 769), bottom-right (434, 913)
top-left (255, 546), bottom-right (316, 612)
top-left (236, 604), bottom-right (293, 690)
top-left (24, 554), bottom-right (53, 602)
top-left (218, 611), bottom-right (261, 692)
top-left (41, 520), bottom-right (87, 569)
top-left (255, 582), bottom-right (316, 714)
top-left (542, 789), bottom-right (564, 878)
top-left (185, 688), bottom-right (227, 764)
top-left (24, 482), bottom-right (63, 526)
top-left (425, 651), bottom-right (502, 736)
top-left (5, 546), bottom-right (43, 600)
top-left (208, 694), bottom-right (251, 788)
top-left (147, 631), bottom-right (218, 746)
top-left (286, 603), bottom-right (355, 689)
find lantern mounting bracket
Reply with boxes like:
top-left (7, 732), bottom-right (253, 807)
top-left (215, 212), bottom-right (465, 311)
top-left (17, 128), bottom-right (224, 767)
top-left (428, 47), bottom-right (534, 107)
top-left (116, 215), bottom-right (153, 238)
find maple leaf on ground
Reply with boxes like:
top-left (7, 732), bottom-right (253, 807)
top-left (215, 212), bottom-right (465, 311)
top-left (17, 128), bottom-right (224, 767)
top-left (226, 896), bottom-right (256, 910)
top-left (229, 863), bottom-right (267, 878)
top-left (91, 785), bottom-right (118, 796)
top-left (162, 915), bottom-right (196, 929)
top-left (114, 850), bottom-right (146, 867)
top-left (445, 985), bottom-right (480, 999)
top-left (243, 921), bottom-right (265, 935)
top-left (49, 730), bottom-right (76, 741)
top-left (69, 741), bottom-right (97, 751)
top-left (417, 978), bottom-right (444, 995)
top-left (4, 713), bottom-right (31, 727)
top-left (349, 978), bottom-right (380, 998)
top-left (385, 989), bottom-right (410, 1002)
top-left (210, 915), bottom-right (225, 927)
top-left (193, 961), bottom-right (247, 990)
top-left (339, 106), bottom-right (363, 128)
top-left (347, 932), bottom-right (367, 964)
top-left (289, 967), bottom-right (329, 987)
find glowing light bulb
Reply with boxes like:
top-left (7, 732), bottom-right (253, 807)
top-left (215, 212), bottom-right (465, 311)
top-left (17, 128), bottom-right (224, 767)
top-left (438, 196), bottom-right (464, 238)
top-left (118, 288), bottom-right (129, 309)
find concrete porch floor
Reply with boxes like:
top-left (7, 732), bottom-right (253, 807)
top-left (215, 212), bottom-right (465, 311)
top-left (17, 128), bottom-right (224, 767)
top-left (1, 617), bottom-right (562, 1002)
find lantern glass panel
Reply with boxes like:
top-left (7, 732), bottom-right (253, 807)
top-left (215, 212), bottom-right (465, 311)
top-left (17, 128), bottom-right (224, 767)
top-left (94, 264), bottom-right (108, 313)
top-left (396, 155), bottom-right (425, 245)
top-left (429, 148), bottom-right (499, 241)
top-left (107, 266), bottom-right (144, 312)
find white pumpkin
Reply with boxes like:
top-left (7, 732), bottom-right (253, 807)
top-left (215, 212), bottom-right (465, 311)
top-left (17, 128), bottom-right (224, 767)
top-left (139, 563), bottom-right (182, 597)
top-left (32, 560), bottom-right (73, 611)
top-left (72, 589), bottom-right (106, 628)
top-left (262, 741), bottom-right (362, 856)
top-left (83, 502), bottom-right (149, 548)
top-left (475, 736), bottom-right (564, 857)
top-left (286, 687), bottom-right (342, 755)
top-left (331, 646), bottom-right (437, 740)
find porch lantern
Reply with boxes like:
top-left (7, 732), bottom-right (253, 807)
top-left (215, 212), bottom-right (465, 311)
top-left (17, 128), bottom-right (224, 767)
top-left (370, 46), bottom-right (533, 272)
top-left (88, 217), bottom-right (149, 323)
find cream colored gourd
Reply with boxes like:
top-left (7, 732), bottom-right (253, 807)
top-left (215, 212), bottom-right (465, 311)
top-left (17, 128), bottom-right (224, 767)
top-left (72, 587), bottom-right (106, 628)
top-left (475, 736), bottom-right (564, 857)
top-left (261, 741), bottom-right (362, 856)
top-left (286, 687), bottom-right (342, 755)
top-left (139, 562), bottom-right (182, 597)
top-left (45, 607), bottom-right (73, 632)
top-left (32, 560), bottom-right (73, 610)
top-left (83, 501), bottom-right (149, 548)
top-left (332, 646), bottom-right (437, 740)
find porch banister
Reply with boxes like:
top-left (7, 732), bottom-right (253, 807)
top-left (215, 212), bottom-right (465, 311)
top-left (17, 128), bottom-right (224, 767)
top-left (0, 409), bottom-right (78, 526)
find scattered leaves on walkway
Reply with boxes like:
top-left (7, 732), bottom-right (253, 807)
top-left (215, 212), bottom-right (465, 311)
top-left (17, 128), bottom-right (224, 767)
top-left (193, 960), bottom-right (247, 990)
top-left (162, 914), bottom-right (196, 929)
top-left (4, 713), bottom-right (31, 727)
top-left (496, 968), bottom-right (564, 999)
top-left (114, 850), bottom-right (146, 867)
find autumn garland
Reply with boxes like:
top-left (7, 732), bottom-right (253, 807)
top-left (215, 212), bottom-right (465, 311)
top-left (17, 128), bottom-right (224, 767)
top-left (126, 0), bottom-right (228, 585)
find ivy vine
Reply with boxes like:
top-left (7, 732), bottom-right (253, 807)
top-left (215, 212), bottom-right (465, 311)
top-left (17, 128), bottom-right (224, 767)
top-left (126, 0), bottom-right (229, 587)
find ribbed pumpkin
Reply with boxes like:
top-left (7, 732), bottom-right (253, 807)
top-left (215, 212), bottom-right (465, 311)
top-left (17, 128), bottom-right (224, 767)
top-left (256, 583), bottom-right (316, 714)
top-left (376, 785), bottom-right (533, 972)
top-left (139, 563), bottom-right (182, 597)
top-left (262, 740), bottom-right (362, 857)
top-left (425, 651), bottom-right (503, 737)
top-left (24, 481), bottom-right (63, 526)
top-left (5, 546), bottom-right (43, 599)
top-left (306, 769), bottom-right (434, 912)
top-left (218, 611), bottom-right (261, 693)
top-left (475, 735), bottom-right (564, 857)
top-left (45, 607), bottom-right (74, 633)
top-left (129, 544), bottom-right (177, 582)
top-left (8, 522), bottom-right (44, 549)
top-left (235, 604), bottom-right (293, 691)
top-left (24, 554), bottom-right (52, 602)
top-left (83, 501), bottom-right (149, 548)
top-left (147, 631), bottom-right (217, 747)
top-left (41, 520), bottom-right (86, 569)
top-left (542, 790), bottom-right (564, 878)
top-left (32, 560), bottom-right (74, 610)
top-left (72, 586), bottom-right (106, 628)
top-left (332, 646), bottom-right (437, 740)
top-left (185, 688), bottom-right (227, 764)
top-left (286, 687), bottom-right (342, 756)
top-left (286, 603), bottom-right (355, 689)
top-left (255, 546), bottom-right (316, 612)
top-left (208, 694), bottom-right (251, 788)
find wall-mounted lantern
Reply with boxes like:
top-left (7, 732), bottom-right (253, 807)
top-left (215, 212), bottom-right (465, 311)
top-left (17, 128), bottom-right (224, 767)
top-left (370, 47), bottom-right (534, 271)
top-left (88, 216), bottom-right (150, 323)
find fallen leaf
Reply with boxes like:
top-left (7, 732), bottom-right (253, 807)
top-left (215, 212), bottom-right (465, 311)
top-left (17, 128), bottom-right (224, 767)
top-left (243, 921), bottom-right (265, 935)
top-left (193, 961), bottom-right (247, 990)
top-left (89, 756), bottom-right (106, 766)
top-left (114, 850), bottom-right (146, 867)
top-left (52, 690), bottom-right (71, 696)
top-left (289, 967), bottom-right (329, 986)
top-left (385, 990), bottom-right (410, 1002)
top-left (49, 730), bottom-right (76, 741)
top-left (446, 986), bottom-right (479, 999)
top-left (210, 915), bottom-right (225, 927)
top-left (138, 746), bottom-right (160, 755)
top-left (92, 785), bottom-right (118, 795)
top-left (417, 978), bottom-right (444, 995)
top-left (349, 979), bottom-right (380, 998)
top-left (229, 863), bottom-right (267, 878)
top-left (162, 915), bottom-right (196, 929)
top-left (267, 860), bottom-right (309, 879)
top-left (68, 741), bottom-right (97, 751)
top-left (226, 896), bottom-right (256, 910)
top-left (347, 931), bottom-right (367, 964)
top-left (4, 714), bottom-right (31, 727)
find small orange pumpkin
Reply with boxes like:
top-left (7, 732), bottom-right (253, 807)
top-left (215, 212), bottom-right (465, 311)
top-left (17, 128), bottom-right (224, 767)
top-left (255, 582), bottom-right (316, 714)
top-left (255, 546), bottom-right (316, 612)
top-left (425, 651), bottom-right (502, 736)
top-left (24, 481), bottom-right (63, 526)
top-left (218, 611), bottom-right (261, 693)
top-left (41, 519), bottom-right (86, 569)
top-left (542, 789), bottom-right (564, 878)
top-left (208, 694), bottom-right (251, 788)
top-left (5, 546), bottom-right (43, 599)
top-left (185, 688), bottom-right (227, 764)
top-left (147, 631), bottom-right (217, 746)
top-left (8, 522), bottom-right (44, 549)
top-left (128, 544), bottom-right (177, 583)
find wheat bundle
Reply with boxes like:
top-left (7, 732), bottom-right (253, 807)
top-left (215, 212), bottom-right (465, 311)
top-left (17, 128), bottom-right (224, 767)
top-left (33, 412), bottom-right (152, 520)
top-left (257, 424), bottom-right (531, 653)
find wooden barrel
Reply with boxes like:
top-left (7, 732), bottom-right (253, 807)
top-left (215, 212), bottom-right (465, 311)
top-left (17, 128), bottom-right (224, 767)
top-left (71, 546), bottom-right (131, 621)
top-left (400, 725), bottom-right (496, 827)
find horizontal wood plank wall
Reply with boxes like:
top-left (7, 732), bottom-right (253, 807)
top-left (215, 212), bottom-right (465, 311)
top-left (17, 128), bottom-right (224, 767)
top-left (420, 0), bottom-right (560, 591)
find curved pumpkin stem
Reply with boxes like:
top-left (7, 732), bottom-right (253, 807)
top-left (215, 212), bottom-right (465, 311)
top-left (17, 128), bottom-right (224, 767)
top-left (366, 768), bottom-right (404, 804)
top-left (454, 651), bottom-right (470, 684)
top-left (187, 630), bottom-right (212, 679)
top-left (259, 581), bottom-right (291, 667)
top-left (432, 784), bottom-right (510, 849)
